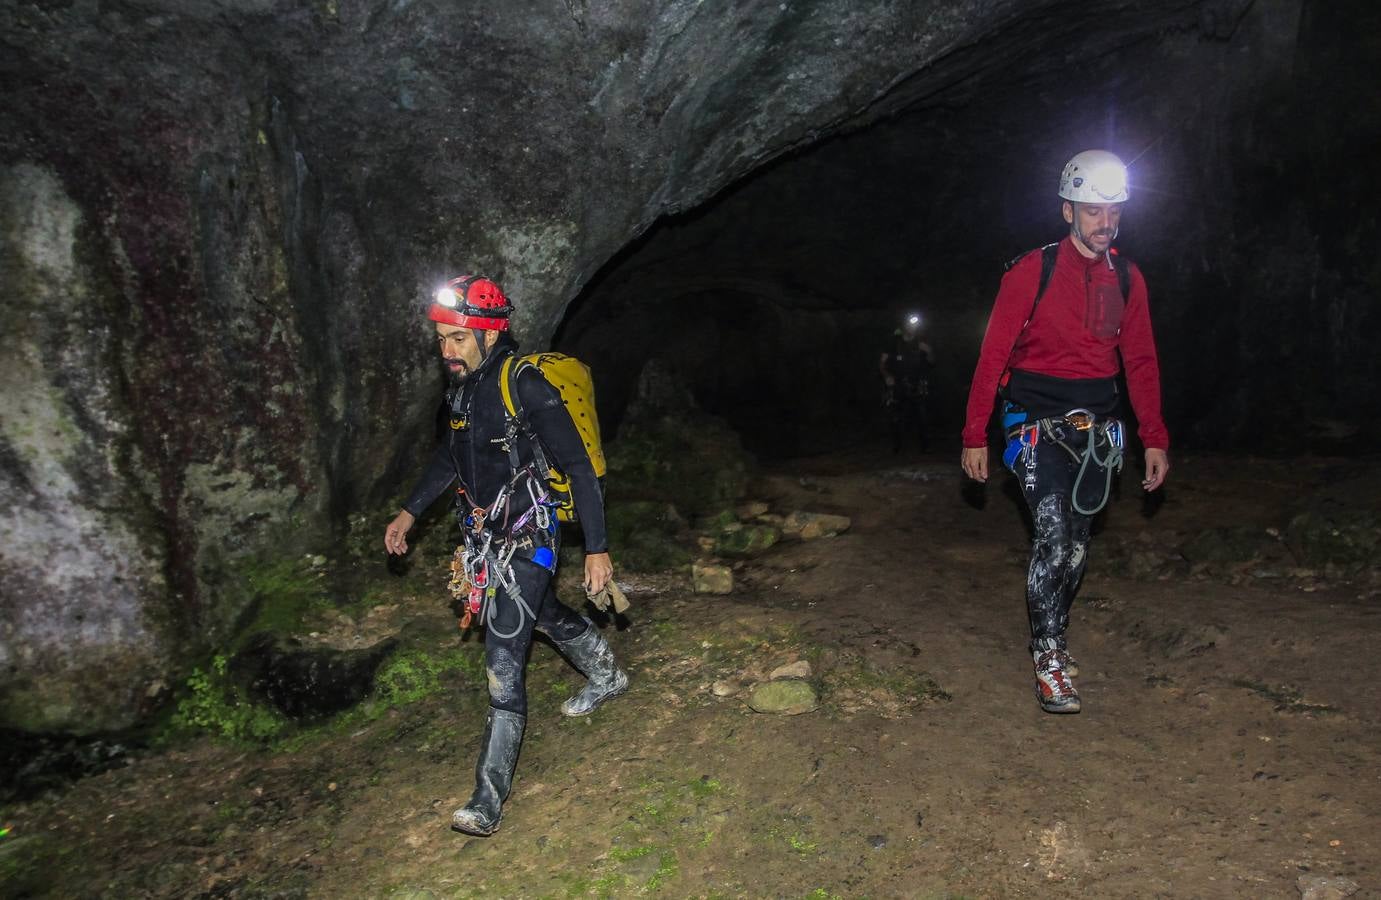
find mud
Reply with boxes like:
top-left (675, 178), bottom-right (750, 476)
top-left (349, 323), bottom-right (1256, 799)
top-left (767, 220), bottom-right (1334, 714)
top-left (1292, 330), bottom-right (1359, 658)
top-left (3, 451), bottom-right (1379, 898)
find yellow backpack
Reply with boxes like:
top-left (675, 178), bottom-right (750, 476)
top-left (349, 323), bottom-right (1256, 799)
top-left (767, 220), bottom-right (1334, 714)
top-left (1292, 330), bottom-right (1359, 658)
top-left (498, 352), bottom-right (606, 522)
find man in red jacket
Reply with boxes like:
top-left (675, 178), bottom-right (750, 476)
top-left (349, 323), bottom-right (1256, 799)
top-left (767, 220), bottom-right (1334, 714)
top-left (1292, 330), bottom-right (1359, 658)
top-left (960, 149), bottom-right (1170, 714)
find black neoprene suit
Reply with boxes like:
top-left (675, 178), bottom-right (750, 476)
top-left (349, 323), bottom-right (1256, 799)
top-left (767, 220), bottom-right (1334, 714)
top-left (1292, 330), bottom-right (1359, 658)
top-left (1005, 369), bottom-right (1125, 653)
top-left (401, 345), bottom-right (604, 715)
top-left (1020, 425), bottom-right (1094, 653)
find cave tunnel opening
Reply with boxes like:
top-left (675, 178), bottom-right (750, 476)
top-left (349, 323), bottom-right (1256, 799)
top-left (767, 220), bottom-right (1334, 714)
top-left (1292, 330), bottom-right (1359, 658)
top-left (556, 0), bottom-right (1378, 461)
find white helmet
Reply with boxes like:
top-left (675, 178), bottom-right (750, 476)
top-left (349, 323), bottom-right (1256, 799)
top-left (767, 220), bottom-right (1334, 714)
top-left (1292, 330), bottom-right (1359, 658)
top-left (1058, 150), bottom-right (1129, 203)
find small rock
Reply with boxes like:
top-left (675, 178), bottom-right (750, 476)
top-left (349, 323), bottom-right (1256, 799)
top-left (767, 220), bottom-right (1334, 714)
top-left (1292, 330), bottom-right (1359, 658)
top-left (769, 660), bottom-right (812, 680)
top-left (1298, 874), bottom-right (1360, 900)
top-left (711, 679), bottom-right (741, 697)
top-left (782, 511), bottom-right (851, 540)
top-left (692, 562), bottom-right (734, 595)
top-left (310, 554), bottom-right (328, 567)
top-left (736, 501), bottom-right (770, 519)
top-left (867, 834), bottom-right (887, 850)
top-left (746, 680), bottom-right (818, 715)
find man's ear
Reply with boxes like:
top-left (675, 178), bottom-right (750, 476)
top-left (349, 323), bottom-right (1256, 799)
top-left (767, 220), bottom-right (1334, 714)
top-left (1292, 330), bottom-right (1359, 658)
top-left (1062, 200), bottom-right (1075, 225)
top-left (484, 330), bottom-right (500, 351)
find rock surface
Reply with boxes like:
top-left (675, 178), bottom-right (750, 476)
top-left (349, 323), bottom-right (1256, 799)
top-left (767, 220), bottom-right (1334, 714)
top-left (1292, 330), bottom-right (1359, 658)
top-left (746, 679), bottom-right (818, 715)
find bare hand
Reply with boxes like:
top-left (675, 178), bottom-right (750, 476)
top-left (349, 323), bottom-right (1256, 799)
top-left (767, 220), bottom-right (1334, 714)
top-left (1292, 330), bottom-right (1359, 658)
top-left (1142, 448), bottom-right (1170, 492)
top-left (384, 510), bottom-right (416, 555)
top-left (584, 551), bottom-right (613, 595)
top-left (961, 447), bottom-right (989, 483)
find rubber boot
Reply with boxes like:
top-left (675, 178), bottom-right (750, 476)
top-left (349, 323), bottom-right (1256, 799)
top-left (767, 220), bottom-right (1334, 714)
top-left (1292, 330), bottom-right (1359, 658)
top-left (555, 623), bottom-right (629, 717)
top-left (451, 708), bottom-right (525, 836)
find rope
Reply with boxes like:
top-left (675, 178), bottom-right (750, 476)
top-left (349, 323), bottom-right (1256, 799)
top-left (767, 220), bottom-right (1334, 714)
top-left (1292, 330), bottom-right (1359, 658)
top-left (1070, 420), bottom-right (1124, 516)
top-left (459, 466), bottom-right (559, 639)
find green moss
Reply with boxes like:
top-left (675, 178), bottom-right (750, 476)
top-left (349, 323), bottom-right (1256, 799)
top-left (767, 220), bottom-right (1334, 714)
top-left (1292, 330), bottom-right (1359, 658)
top-left (169, 654), bottom-right (288, 744)
top-left (647, 850), bottom-right (679, 891)
top-left (372, 647), bottom-right (486, 708)
top-left (231, 555), bottom-right (332, 648)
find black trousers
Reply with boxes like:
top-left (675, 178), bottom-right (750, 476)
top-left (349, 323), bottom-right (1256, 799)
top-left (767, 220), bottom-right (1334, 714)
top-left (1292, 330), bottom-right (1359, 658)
top-left (1017, 429), bottom-right (1095, 653)
top-left (483, 557), bottom-right (589, 716)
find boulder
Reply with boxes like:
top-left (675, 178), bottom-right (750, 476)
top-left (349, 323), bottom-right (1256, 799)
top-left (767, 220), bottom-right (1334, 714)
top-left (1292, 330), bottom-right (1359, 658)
top-left (691, 562), bottom-right (734, 595)
top-left (746, 680), bottom-right (818, 715)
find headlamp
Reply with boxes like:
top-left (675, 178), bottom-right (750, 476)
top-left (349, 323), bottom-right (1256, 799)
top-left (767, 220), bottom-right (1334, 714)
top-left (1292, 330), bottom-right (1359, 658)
top-left (1086, 162), bottom-right (1128, 201)
top-left (435, 287), bottom-right (459, 308)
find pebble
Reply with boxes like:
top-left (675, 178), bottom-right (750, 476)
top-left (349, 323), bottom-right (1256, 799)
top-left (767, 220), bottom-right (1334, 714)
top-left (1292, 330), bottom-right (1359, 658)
top-left (769, 660), bottom-right (813, 680)
top-left (1298, 874), bottom-right (1360, 900)
top-left (867, 834), bottom-right (887, 849)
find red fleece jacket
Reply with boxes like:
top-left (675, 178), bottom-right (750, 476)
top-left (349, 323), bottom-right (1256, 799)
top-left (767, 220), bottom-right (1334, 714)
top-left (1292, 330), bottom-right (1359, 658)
top-left (962, 237), bottom-right (1169, 450)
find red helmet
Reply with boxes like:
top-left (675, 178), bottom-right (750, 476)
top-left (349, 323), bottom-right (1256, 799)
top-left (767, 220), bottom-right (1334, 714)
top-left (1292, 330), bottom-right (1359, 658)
top-left (428, 274), bottom-right (513, 331)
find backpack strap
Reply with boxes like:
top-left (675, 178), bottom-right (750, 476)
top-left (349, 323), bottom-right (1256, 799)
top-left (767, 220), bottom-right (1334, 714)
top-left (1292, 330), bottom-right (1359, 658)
top-left (499, 354), bottom-right (556, 478)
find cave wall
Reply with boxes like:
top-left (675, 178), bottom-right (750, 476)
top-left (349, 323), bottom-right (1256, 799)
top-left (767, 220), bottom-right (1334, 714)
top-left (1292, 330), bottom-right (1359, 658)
top-left (560, 0), bottom-right (1379, 455)
top-left (2, 0), bottom-right (1136, 733)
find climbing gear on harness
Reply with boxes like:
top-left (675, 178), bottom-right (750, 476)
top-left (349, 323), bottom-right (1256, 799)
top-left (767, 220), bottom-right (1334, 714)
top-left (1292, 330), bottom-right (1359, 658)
top-left (1003, 404), bottom-right (1124, 513)
top-left (452, 707), bottom-right (526, 836)
top-left (448, 466), bottom-right (562, 637)
top-left (430, 275), bottom-right (513, 331)
top-left (1038, 410), bottom-right (1125, 515)
top-left (498, 352), bottom-right (606, 523)
top-left (1034, 649), bottom-right (1081, 714)
top-left (553, 623), bottom-right (630, 717)
top-left (1059, 149), bottom-right (1129, 203)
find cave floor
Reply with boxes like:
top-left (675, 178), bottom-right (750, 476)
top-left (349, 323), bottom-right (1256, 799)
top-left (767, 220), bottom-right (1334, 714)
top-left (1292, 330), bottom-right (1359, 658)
top-left (5, 450), bottom-right (1381, 899)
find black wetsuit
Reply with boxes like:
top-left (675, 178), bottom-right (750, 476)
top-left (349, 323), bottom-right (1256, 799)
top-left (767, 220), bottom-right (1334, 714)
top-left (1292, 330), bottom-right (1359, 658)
top-left (402, 344), bottom-right (605, 716)
top-left (882, 334), bottom-right (933, 451)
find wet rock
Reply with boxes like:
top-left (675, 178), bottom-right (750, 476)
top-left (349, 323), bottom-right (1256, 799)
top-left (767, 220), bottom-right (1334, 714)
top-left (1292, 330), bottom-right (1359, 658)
top-left (691, 562), bottom-right (734, 595)
top-left (782, 511), bottom-right (851, 540)
top-left (746, 680), bottom-right (818, 715)
top-left (1182, 527), bottom-right (1272, 565)
top-left (736, 501), bottom-right (770, 519)
top-left (713, 523), bottom-right (781, 558)
top-left (232, 633), bottom-right (399, 720)
top-left (769, 660), bottom-right (813, 680)
top-left (1298, 874), bottom-right (1360, 900)
top-left (1286, 510), bottom-right (1380, 573)
top-left (605, 500), bottom-right (691, 572)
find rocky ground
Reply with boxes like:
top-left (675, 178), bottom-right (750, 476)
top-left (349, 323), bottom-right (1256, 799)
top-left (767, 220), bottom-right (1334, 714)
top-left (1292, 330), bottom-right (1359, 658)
top-left (3, 448), bottom-right (1379, 899)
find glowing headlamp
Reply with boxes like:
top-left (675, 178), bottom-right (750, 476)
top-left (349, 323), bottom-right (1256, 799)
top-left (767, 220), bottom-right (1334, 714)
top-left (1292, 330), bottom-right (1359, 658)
top-left (1085, 161), bottom-right (1128, 201)
top-left (907, 313), bottom-right (921, 326)
top-left (435, 287), bottom-right (460, 308)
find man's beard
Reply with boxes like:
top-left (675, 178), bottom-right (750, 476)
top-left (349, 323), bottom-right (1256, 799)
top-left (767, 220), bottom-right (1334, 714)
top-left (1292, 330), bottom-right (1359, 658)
top-left (445, 358), bottom-right (471, 386)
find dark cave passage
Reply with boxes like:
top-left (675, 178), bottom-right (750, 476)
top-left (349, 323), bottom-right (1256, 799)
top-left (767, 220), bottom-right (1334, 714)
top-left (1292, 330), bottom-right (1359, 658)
top-left (557, 0), bottom-right (1379, 459)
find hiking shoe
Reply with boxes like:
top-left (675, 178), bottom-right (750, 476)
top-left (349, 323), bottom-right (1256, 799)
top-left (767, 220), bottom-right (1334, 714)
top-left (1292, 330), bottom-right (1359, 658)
top-left (1034, 650), bottom-right (1081, 714)
top-left (1031, 645), bottom-right (1079, 678)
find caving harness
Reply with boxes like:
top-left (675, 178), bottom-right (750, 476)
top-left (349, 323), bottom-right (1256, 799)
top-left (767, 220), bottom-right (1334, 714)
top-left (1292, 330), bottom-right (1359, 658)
top-left (448, 463), bottom-right (563, 636)
top-left (1003, 405), bottom-right (1124, 514)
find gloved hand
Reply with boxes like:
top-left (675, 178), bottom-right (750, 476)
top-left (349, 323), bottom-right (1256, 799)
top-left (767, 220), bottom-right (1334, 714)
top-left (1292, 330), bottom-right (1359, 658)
top-left (586, 579), bottom-right (631, 614)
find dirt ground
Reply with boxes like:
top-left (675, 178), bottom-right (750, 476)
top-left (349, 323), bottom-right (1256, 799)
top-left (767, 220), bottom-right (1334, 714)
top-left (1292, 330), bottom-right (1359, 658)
top-left (4, 449), bottom-right (1380, 899)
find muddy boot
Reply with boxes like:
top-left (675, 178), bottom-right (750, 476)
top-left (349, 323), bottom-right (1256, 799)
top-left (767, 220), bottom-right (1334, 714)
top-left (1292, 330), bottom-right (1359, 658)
top-left (1033, 648), bottom-right (1081, 714)
top-left (451, 708), bottom-right (525, 836)
top-left (554, 623), bottom-right (629, 717)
